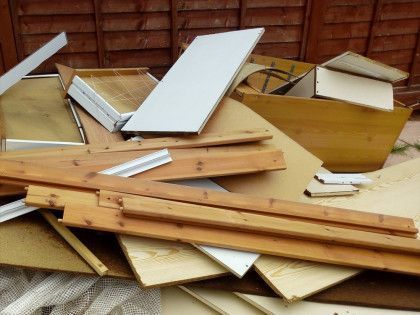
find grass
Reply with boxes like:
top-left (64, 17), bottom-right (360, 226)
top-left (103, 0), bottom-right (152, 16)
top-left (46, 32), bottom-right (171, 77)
top-left (391, 143), bottom-right (410, 154)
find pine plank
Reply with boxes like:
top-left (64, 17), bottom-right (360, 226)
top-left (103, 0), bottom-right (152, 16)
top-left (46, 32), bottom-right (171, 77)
top-left (254, 158), bottom-right (420, 301)
top-left (121, 196), bottom-right (420, 254)
top-left (0, 128), bottom-right (272, 158)
top-left (61, 203), bottom-right (420, 276)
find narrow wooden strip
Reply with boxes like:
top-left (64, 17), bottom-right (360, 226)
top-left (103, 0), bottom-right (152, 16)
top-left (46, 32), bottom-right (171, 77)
top-left (61, 204), bottom-right (420, 276)
top-left (17, 145), bottom-right (286, 181)
top-left (121, 196), bottom-right (420, 255)
top-left (1, 160), bottom-right (414, 236)
top-left (39, 209), bottom-right (108, 276)
top-left (0, 129), bottom-right (272, 159)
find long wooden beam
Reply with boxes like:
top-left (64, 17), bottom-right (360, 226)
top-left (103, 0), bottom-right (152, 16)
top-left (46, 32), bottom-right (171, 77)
top-left (61, 203), bottom-right (420, 276)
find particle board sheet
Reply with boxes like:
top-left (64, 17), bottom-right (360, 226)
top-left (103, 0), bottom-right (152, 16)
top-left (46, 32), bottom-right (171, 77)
top-left (0, 211), bottom-right (133, 278)
top-left (179, 286), bottom-right (264, 315)
top-left (161, 287), bottom-right (218, 315)
top-left (122, 28), bottom-right (264, 134)
top-left (117, 236), bottom-right (227, 287)
top-left (322, 51), bottom-right (409, 83)
top-left (235, 293), bottom-right (418, 315)
top-left (203, 97), bottom-right (322, 202)
top-left (0, 76), bottom-right (83, 144)
top-left (286, 67), bottom-right (394, 111)
top-left (254, 158), bottom-right (420, 301)
top-left (239, 93), bottom-right (411, 172)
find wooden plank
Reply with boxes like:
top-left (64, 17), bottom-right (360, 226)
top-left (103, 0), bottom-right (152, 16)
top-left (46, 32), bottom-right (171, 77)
top-left (235, 293), bottom-right (417, 315)
top-left (117, 236), bottom-right (228, 287)
top-left (322, 51), bottom-right (409, 83)
top-left (121, 196), bottom-right (420, 254)
top-left (17, 144), bottom-right (286, 181)
top-left (61, 203), bottom-right (420, 276)
top-left (40, 209), bottom-right (109, 276)
top-left (122, 29), bottom-right (264, 134)
top-left (10, 161), bottom-right (416, 237)
top-left (179, 286), bottom-right (264, 315)
top-left (239, 93), bottom-right (411, 172)
top-left (0, 33), bottom-right (67, 95)
top-left (0, 0), bottom-right (18, 70)
top-left (254, 158), bottom-right (420, 301)
top-left (0, 128), bottom-right (273, 158)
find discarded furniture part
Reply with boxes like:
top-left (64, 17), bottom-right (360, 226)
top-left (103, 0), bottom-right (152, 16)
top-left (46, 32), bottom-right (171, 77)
top-left (254, 158), bottom-right (420, 302)
top-left (245, 54), bottom-right (315, 94)
top-left (237, 93), bottom-right (411, 172)
top-left (0, 199), bottom-right (37, 223)
top-left (306, 168), bottom-right (359, 197)
top-left (286, 66), bottom-right (394, 111)
top-left (0, 32), bottom-right (67, 95)
top-left (57, 64), bottom-right (157, 132)
top-left (0, 128), bottom-right (272, 159)
top-left (179, 286), bottom-right (263, 315)
top-left (122, 28), bottom-right (264, 134)
top-left (315, 173), bottom-right (373, 185)
top-left (0, 75), bottom-right (84, 151)
top-left (322, 51), bottom-right (409, 83)
top-left (39, 209), bottom-right (109, 276)
top-left (0, 211), bottom-right (133, 278)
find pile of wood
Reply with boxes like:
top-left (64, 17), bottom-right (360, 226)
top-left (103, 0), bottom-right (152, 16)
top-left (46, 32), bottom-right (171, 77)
top-left (1, 28), bottom-right (419, 314)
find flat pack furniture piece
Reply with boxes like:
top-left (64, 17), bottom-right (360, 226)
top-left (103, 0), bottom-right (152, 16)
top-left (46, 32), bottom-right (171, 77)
top-left (0, 32), bottom-right (67, 96)
top-left (57, 64), bottom-right (157, 132)
top-left (286, 66), bottom-right (394, 111)
top-left (122, 28), bottom-right (264, 134)
top-left (0, 75), bottom-right (84, 151)
top-left (235, 92), bottom-right (411, 172)
top-left (322, 51), bottom-right (409, 83)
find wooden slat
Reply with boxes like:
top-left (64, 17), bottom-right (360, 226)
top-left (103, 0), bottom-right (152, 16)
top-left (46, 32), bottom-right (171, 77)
top-left (61, 203), bottom-right (420, 276)
top-left (121, 196), bottom-right (420, 254)
top-left (4, 160), bottom-right (414, 237)
top-left (0, 129), bottom-right (273, 159)
top-left (0, 0), bottom-right (18, 70)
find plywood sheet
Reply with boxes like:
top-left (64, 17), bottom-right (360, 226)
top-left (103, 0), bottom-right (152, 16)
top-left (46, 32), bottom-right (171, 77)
top-left (255, 158), bottom-right (420, 301)
top-left (161, 287), bottom-right (218, 315)
top-left (322, 51), bottom-right (409, 83)
top-left (204, 97), bottom-right (322, 201)
top-left (0, 77), bottom-right (83, 143)
top-left (122, 29), bottom-right (264, 134)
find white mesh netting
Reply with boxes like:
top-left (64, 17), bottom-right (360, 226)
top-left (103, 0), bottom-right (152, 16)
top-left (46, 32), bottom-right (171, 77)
top-left (0, 267), bottom-right (160, 315)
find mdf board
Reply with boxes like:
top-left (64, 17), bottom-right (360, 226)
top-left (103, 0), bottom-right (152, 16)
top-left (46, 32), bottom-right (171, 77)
top-left (161, 287), bottom-right (218, 315)
top-left (239, 93), bottom-right (411, 172)
top-left (203, 97), bottom-right (322, 202)
top-left (286, 67), bottom-right (394, 111)
top-left (0, 76), bottom-right (84, 150)
top-left (122, 28), bottom-right (264, 134)
top-left (253, 158), bottom-right (420, 302)
top-left (322, 51), bottom-right (409, 83)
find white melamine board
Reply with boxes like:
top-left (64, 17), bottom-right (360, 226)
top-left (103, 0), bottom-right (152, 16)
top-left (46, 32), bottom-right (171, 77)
top-left (284, 68), bottom-right (315, 98)
top-left (315, 67), bottom-right (394, 111)
top-left (322, 51), bottom-right (409, 83)
top-left (306, 168), bottom-right (358, 197)
top-left (315, 173), bottom-right (372, 185)
top-left (4, 139), bottom-right (83, 152)
top-left (235, 293), bottom-right (418, 315)
top-left (172, 179), bottom-right (260, 277)
top-left (0, 33), bottom-right (67, 95)
top-left (179, 286), bottom-right (264, 315)
top-left (122, 28), bottom-right (264, 134)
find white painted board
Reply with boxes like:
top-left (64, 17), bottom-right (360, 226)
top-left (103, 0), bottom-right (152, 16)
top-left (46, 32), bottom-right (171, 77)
top-left (172, 178), bottom-right (260, 278)
top-left (4, 139), bottom-right (84, 152)
top-left (285, 68), bottom-right (315, 98)
top-left (0, 33), bottom-right (67, 95)
top-left (122, 28), bottom-right (264, 134)
top-left (315, 67), bottom-right (394, 111)
top-left (235, 293), bottom-right (418, 315)
top-left (322, 51), bottom-right (409, 83)
top-left (315, 173), bottom-right (373, 185)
